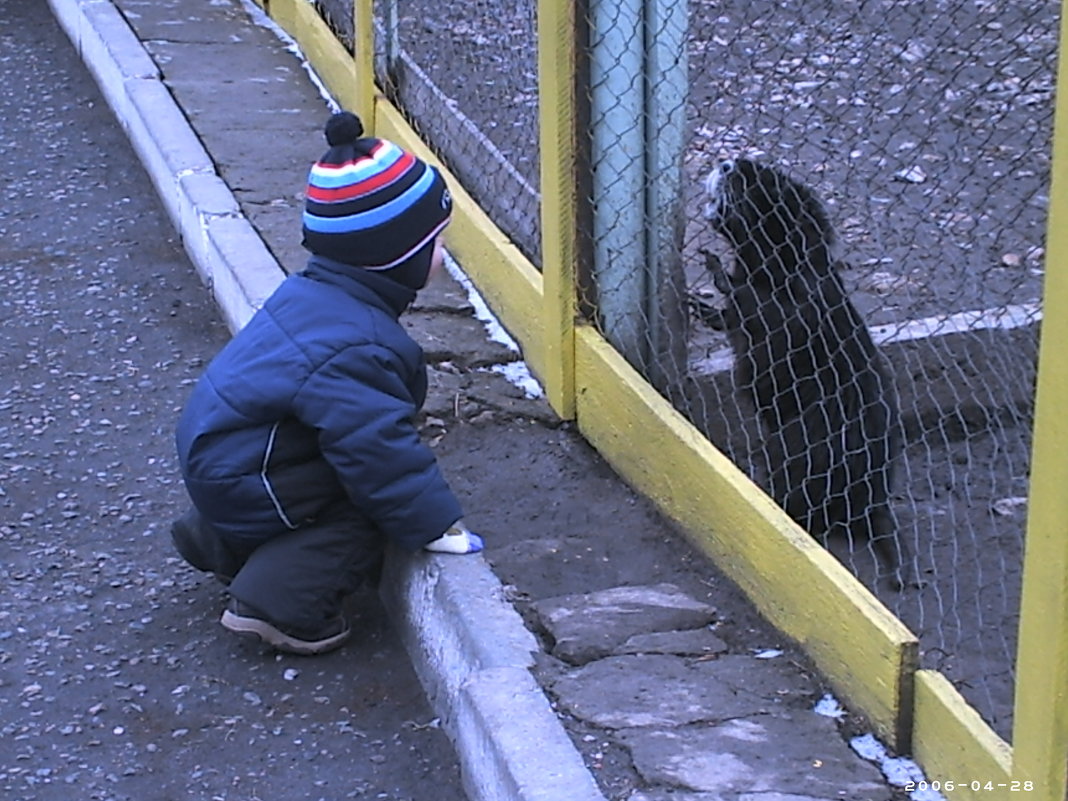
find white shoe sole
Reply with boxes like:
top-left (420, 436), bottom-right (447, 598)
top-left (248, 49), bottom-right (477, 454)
top-left (220, 609), bottom-right (350, 655)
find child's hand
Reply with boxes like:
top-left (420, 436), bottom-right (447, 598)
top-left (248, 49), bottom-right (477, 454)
top-left (424, 522), bottom-right (484, 554)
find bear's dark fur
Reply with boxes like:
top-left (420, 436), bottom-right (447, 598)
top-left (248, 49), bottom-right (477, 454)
top-left (704, 158), bottom-right (907, 585)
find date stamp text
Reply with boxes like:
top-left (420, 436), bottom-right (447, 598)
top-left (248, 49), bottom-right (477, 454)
top-left (903, 780), bottom-right (1034, 793)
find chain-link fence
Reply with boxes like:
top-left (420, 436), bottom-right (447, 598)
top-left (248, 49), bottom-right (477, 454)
top-left (579, 0), bottom-right (1053, 741)
top-left (673, 0), bottom-right (1054, 742)
top-left (308, 0), bottom-right (1055, 742)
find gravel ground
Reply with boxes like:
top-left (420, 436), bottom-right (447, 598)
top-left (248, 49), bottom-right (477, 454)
top-left (0, 4), bottom-right (465, 799)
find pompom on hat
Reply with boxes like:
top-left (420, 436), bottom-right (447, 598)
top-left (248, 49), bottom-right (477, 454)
top-left (302, 111), bottom-right (452, 289)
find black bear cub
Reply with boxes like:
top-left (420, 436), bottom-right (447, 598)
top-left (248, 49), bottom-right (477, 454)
top-left (703, 158), bottom-right (907, 586)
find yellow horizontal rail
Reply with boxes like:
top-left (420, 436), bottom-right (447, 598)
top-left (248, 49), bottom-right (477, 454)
top-left (574, 326), bottom-right (918, 749)
top-left (912, 671), bottom-right (1012, 801)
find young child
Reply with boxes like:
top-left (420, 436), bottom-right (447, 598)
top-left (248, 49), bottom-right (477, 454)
top-left (172, 111), bottom-right (483, 655)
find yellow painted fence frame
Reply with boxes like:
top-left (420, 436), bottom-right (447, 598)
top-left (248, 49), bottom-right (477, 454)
top-left (1011, 4), bottom-right (1068, 798)
top-left (249, 0), bottom-right (1067, 797)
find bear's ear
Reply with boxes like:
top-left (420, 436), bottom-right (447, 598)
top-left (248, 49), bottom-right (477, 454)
top-left (704, 160), bottom-right (735, 204)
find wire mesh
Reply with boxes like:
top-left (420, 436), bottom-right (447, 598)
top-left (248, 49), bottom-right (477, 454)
top-left (311, 0), bottom-right (354, 46)
top-left (673, 0), bottom-right (1053, 740)
top-left (307, 0), bottom-right (1056, 740)
top-left (370, 0), bottom-right (541, 264)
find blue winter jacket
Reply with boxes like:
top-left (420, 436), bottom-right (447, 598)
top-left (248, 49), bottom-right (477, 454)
top-left (175, 255), bottom-right (463, 551)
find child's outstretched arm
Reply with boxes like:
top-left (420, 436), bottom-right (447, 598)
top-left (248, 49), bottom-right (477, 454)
top-left (424, 521), bottom-right (484, 554)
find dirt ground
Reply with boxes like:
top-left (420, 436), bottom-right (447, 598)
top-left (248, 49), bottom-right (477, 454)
top-left (428, 417), bottom-right (870, 798)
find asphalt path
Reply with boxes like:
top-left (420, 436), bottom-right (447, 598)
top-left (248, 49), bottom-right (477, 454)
top-left (0, 3), bottom-right (466, 799)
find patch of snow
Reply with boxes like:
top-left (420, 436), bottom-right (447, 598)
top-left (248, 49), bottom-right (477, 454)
top-left (752, 648), bottom-right (784, 660)
top-left (850, 733), bottom-right (945, 801)
top-left (813, 693), bottom-right (846, 720)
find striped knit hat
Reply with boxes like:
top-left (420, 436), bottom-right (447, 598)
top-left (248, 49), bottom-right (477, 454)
top-left (302, 112), bottom-right (452, 289)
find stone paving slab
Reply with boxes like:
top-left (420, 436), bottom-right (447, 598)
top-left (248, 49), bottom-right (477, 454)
top-left (549, 653), bottom-right (815, 730)
top-left (615, 628), bottom-right (729, 658)
top-left (532, 583), bottom-right (719, 665)
top-left (621, 717), bottom-right (890, 799)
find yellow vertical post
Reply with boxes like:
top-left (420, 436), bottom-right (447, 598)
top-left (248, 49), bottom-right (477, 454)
top-left (537, 0), bottom-right (578, 419)
top-left (1011, 8), bottom-right (1068, 800)
top-left (352, 0), bottom-right (376, 129)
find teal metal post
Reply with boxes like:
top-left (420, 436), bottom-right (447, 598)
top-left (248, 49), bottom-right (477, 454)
top-left (588, 0), bottom-right (688, 387)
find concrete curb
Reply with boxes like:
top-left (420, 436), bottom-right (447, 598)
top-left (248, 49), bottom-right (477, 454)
top-left (47, 2), bottom-right (608, 799)
top-left (383, 552), bottom-right (607, 801)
